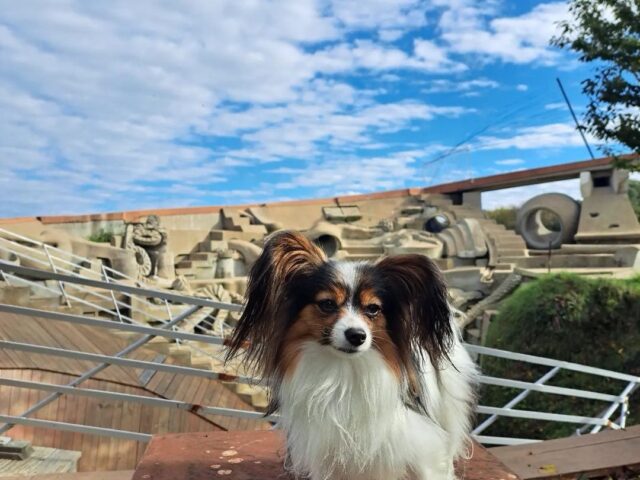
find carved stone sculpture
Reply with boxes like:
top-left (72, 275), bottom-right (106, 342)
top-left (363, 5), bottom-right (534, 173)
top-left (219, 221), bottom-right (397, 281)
top-left (123, 215), bottom-right (173, 279)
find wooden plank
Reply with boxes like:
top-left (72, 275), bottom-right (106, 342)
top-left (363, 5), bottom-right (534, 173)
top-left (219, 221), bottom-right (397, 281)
top-left (491, 426), bottom-right (640, 479)
top-left (94, 393), bottom-right (116, 472)
top-left (1, 471), bottom-right (133, 479)
top-left (69, 377), bottom-right (88, 458)
top-left (78, 398), bottom-right (99, 472)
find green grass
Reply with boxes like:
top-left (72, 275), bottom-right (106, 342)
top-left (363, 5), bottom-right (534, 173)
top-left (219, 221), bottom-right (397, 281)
top-left (484, 206), bottom-right (517, 230)
top-left (87, 229), bottom-right (114, 243)
top-left (478, 274), bottom-right (640, 440)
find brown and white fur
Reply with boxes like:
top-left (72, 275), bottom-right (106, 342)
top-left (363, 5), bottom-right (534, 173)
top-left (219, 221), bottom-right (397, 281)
top-left (226, 231), bottom-right (477, 480)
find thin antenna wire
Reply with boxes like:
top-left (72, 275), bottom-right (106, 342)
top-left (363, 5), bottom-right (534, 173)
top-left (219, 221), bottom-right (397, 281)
top-left (421, 92), bottom-right (548, 172)
top-left (556, 77), bottom-right (595, 159)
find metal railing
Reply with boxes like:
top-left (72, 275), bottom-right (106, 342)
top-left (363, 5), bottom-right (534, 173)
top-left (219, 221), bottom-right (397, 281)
top-left (0, 239), bottom-right (637, 447)
top-left (470, 344), bottom-right (639, 444)
top-left (0, 227), bottom-right (196, 325)
top-left (0, 227), bottom-right (239, 368)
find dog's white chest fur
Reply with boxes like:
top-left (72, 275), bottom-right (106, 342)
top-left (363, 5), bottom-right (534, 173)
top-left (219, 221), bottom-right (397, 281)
top-left (278, 342), bottom-right (452, 480)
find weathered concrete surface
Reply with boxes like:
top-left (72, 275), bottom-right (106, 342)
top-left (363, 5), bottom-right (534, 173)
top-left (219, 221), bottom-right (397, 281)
top-left (132, 431), bottom-right (520, 480)
top-left (576, 190), bottom-right (640, 243)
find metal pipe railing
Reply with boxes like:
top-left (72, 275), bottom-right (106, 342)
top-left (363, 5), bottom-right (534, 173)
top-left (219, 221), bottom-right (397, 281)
top-left (0, 415), bottom-right (152, 443)
top-left (474, 435), bottom-right (541, 446)
top-left (0, 261), bottom-right (241, 311)
top-left (0, 304), bottom-right (201, 436)
top-left (2, 271), bottom-right (142, 325)
top-left (0, 242), bottom-right (170, 324)
top-left (0, 377), bottom-right (272, 422)
top-left (468, 344), bottom-right (640, 384)
top-left (0, 304), bottom-right (228, 346)
top-left (478, 374), bottom-right (621, 403)
top-left (0, 232), bottom-right (206, 324)
top-left (475, 405), bottom-right (617, 428)
top-left (0, 340), bottom-right (256, 384)
top-left (0, 227), bottom-right (137, 282)
top-left (589, 381), bottom-right (638, 434)
top-left (1, 231), bottom-right (637, 447)
top-left (473, 366), bottom-right (560, 435)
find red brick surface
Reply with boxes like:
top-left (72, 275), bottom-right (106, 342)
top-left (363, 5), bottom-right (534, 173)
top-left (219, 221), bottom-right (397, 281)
top-left (132, 430), bottom-right (520, 480)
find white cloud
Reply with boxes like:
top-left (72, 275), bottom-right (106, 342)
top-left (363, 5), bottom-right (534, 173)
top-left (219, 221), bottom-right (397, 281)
top-left (378, 29), bottom-right (405, 42)
top-left (495, 158), bottom-right (525, 166)
top-left (423, 77), bottom-right (499, 94)
top-left (0, 0), bottom-right (474, 216)
top-left (0, 0), bottom-right (582, 216)
top-left (328, 0), bottom-right (428, 30)
top-left (413, 39), bottom-right (468, 73)
top-left (213, 99), bottom-right (472, 161)
top-left (440, 2), bottom-right (569, 65)
top-left (545, 102), bottom-right (568, 111)
top-left (516, 84), bottom-right (529, 92)
top-left (476, 123), bottom-right (595, 151)
top-left (483, 179), bottom-right (581, 209)
top-left (313, 38), bottom-right (467, 74)
top-left (271, 149), bottom-right (429, 193)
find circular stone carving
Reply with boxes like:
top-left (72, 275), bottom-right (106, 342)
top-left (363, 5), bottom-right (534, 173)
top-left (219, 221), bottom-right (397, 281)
top-left (132, 228), bottom-right (163, 247)
top-left (133, 245), bottom-right (153, 277)
top-left (516, 193), bottom-right (580, 249)
top-left (424, 213), bottom-right (451, 233)
top-left (312, 235), bottom-right (341, 257)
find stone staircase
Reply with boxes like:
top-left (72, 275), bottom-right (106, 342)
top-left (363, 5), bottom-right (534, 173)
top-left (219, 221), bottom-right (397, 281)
top-left (336, 243), bottom-right (384, 261)
top-left (422, 194), bottom-right (528, 267)
top-left (175, 220), bottom-right (266, 281)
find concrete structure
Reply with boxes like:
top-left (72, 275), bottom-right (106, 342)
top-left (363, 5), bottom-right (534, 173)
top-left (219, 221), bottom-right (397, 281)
top-left (0, 154), bottom-right (638, 345)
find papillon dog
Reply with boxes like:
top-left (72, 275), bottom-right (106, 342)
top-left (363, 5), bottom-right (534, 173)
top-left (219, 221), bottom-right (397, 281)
top-left (226, 231), bottom-right (477, 480)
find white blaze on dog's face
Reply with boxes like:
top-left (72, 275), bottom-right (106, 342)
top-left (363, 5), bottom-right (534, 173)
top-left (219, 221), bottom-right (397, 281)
top-left (330, 263), bottom-right (376, 354)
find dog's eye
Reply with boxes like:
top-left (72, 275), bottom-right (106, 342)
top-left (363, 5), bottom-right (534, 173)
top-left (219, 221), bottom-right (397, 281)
top-left (363, 304), bottom-right (381, 317)
top-left (317, 299), bottom-right (338, 314)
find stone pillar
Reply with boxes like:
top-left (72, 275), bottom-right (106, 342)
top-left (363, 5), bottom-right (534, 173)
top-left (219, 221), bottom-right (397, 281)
top-left (575, 168), bottom-right (640, 243)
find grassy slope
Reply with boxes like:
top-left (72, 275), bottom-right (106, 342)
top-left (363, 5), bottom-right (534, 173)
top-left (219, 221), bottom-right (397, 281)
top-left (479, 274), bottom-right (640, 439)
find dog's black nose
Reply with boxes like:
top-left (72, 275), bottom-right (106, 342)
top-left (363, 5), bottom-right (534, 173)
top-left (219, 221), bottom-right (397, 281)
top-left (345, 328), bottom-right (367, 347)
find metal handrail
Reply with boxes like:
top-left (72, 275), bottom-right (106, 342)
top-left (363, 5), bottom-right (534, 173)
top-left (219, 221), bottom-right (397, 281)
top-left (0, 261), bottom-right (241, 311)
top-left (0, 340), bottom-right (256, 385)
top-left (0, 415), bottom-right (152, 442)
top-left (0, 241), bottom-right (172, 324)
top-left (477, 374), bottom-right (622, 403)
top-left (0, 304), bottom-right (229, 346)
top-left (473, 367), bottom-right (561, 435)
top-left (0, 378), bottom-right (273, 422)
top-left (469, 345), bottom-right (639, 444)
top-left (467, 344), bottom-right (640, 383)
top-left (0, 304), bottom-right (202, 436)
top-left (2, 270), bottom-right (143, 325)
top-left (0, 227), bottom-right (137, 282)
top-left (0, 230), bottom-right (203, 324)
top-left (0, 234), bottom-right (637, 447)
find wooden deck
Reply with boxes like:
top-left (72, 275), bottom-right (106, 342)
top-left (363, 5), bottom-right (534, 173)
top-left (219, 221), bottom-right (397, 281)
top-left (492, 425), bottom-right (640, 479)
top-left (2, 472), bottom-right (132, 480)
top-left (0, 312), bottom-right (270, 472)
top-left (0, 445), bottom-right (80, 477)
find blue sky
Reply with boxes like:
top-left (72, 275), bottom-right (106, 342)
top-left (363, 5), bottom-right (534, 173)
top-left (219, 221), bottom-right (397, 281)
top-left (0, 0), bottom-right (618, 216)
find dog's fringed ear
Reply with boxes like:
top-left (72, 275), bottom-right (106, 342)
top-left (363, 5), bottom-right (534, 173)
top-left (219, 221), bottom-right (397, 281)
top-left (225, 230), bottom-right (326, 374)
top-left (377, 254), bottom-right (453, 369)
